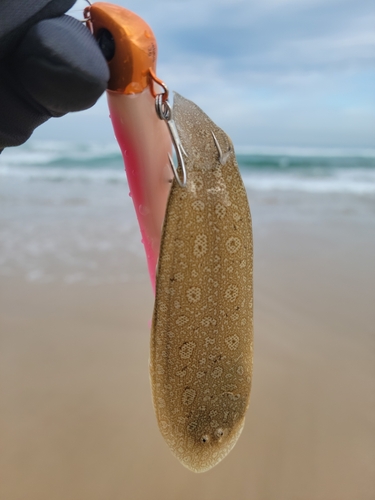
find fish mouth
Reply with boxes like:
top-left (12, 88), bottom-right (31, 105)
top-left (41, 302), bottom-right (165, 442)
top-left (165, 418), bottom-right (246, 473)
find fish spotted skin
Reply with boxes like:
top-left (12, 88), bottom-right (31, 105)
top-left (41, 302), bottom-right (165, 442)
top-left (150, 93), bottom-right (254, 473)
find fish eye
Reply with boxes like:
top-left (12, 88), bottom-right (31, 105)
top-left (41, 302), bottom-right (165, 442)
top-left (215, 428), bottom-right (224, 438)
top-left (96, 28), bottom-right (115, 61)
top-left (201, 435), bottom-right (210, 444)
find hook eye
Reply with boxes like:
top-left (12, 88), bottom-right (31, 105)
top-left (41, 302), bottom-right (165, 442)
top-left (155, 95), bottom-right (188, 188)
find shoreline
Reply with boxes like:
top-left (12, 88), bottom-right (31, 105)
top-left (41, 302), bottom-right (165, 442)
top-left (1, 189), bottom-right (375, 499)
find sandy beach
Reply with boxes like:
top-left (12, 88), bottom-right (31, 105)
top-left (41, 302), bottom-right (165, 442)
top-left (1, 189), bottom-right (375, 499)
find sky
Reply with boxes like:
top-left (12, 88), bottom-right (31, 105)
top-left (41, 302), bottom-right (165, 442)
top-left (33, 0), bottom-right (375, 149)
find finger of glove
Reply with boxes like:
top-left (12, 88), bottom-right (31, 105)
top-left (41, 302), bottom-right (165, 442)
top-left (0, 0), bottom-right (76, 59)
top-left (10, 15), bottom-right (109, 115)
top-left (0, 62), bottom-right (50, 149)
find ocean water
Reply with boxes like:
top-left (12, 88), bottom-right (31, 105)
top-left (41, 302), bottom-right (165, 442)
top-left (1, 141), bottom-right (375, 283)
top-left (2, 141), bottom-right (375, 193)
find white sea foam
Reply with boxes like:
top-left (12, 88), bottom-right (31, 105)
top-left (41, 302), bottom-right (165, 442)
top-left (0, 165), bottom-right (126, 182)
top-left (242, 168), bottom-right (375, 195)
top-left (236, 145), bottom-right (375, 158)
top-left (2, 140), bottom-right (375, 194)
top-left (1, 141), bottom-right (375, 284)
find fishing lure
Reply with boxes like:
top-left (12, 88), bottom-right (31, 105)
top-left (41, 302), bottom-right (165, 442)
top-left (85, 2), bottom-right (253, 473)
top-left (85, 2), bottom-right (175, 289)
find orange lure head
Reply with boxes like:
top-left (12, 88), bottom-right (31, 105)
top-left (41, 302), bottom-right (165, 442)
top-left (84, 2), bottom-right (157, 94)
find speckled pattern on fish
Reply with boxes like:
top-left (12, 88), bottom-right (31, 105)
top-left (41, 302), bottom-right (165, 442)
top-left (150, 93), bottom-right (254, 473)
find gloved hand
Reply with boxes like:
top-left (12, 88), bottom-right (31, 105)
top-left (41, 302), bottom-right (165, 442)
top-left (0, 0), bottom-right (109, 150)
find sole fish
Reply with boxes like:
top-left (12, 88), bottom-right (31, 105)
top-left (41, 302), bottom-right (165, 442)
top-left (150, 93), bottom-right (254, 473)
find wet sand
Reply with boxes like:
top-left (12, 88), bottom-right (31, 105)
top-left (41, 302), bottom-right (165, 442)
top-left (1, 192), bottom-right (375, 499)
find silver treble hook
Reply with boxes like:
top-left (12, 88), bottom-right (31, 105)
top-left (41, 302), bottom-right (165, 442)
top-left (155, 94), bottom-right (188, 188)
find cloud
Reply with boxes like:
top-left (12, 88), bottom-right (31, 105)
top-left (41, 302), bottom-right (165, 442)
top-left (157, 0), bottom-right (374, 71)
top-left (37, 0), bottom-right (375, 148)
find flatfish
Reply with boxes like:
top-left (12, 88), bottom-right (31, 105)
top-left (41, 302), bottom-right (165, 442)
top-left (150, 93), bottom-right (254, 473)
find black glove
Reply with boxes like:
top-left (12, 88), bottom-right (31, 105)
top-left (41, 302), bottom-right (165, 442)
top-left (0, 0), bottom-right (109, 150)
